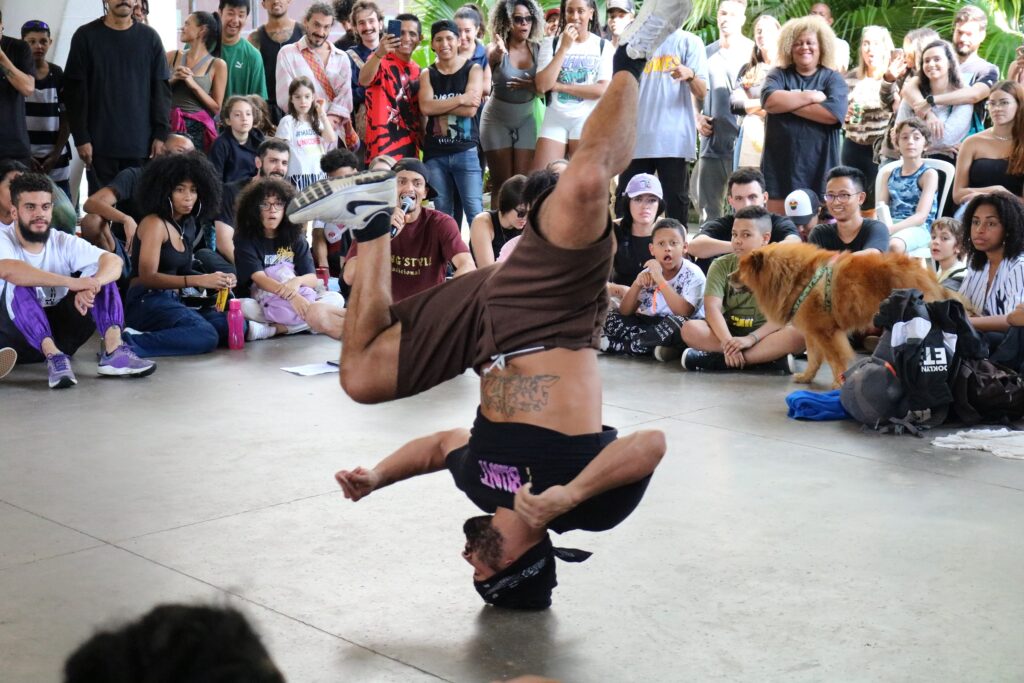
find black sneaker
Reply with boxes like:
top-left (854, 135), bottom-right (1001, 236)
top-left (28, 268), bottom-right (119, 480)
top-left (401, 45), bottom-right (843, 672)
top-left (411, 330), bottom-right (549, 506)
top-left (747, 354), bottom-right (795, 375)
top-left (640, 315), bottom-right (686, 346)
top-left (681, 348), bottom-right (729, 372)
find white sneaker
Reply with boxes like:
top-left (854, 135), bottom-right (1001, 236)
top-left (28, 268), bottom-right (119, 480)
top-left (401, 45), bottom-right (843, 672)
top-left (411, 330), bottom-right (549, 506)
top-left (619, 0), bottom-right (693, 59)
top-left (246, 320), bottom-right (278, 341)
top-left (285, 322), bottom-right (311, 335)
top-left (287, 170), bottom-right (397, 225)
top-left (0, 346), bottom-right (16, 380)
top-left (239, 297), bottom-right (264, 321)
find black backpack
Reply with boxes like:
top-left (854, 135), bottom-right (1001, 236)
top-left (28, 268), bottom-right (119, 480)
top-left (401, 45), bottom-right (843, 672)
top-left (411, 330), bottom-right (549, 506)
top-left (952, 358), bottom-right (1024, 426)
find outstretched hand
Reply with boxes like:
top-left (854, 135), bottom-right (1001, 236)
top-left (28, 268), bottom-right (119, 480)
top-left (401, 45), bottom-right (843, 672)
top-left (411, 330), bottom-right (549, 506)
top-left (335, 467), bottom-right (381, 502)
top-left (514, 482), bottom-right (575, 529)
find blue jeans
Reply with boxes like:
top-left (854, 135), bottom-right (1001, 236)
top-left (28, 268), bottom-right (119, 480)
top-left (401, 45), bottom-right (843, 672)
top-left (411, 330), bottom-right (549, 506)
top-left (425, 148), bottom-right (483, 224)
top-left (124, 288), bottom-right (230, 357)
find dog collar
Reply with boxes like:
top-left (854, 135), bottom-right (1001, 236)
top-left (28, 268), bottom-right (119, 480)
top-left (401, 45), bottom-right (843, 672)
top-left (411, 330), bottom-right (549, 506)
top-left (789, 256), bottom-right (839, 319)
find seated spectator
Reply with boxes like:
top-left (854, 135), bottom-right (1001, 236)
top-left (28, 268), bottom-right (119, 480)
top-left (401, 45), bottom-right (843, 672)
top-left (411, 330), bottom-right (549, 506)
top-left (208, 95), bottom-right (265, 183)
top-left (277, 76), bottom-right (338, 190)
top-left (783, 187), bottom-right (821, 241)
top-left (953, 81), bottom-right (1024, 208)
top-left (809, 166), bottom-right (890, 253)
top-left (311, 147), bottom-right (360, 277)
top-left (959, 193), bottom-right (1024, 340)
top-left (602, 218), bottom-right (705, 356)
top-left (167, 12), bottom-right (227, 153)
top-left (470, 173), bottom-right (527, 267)
top-left (249, 93), bottom-right (277, 137)
top-left (608, 173), bottom-right (665, 295)
top-left (124, 153), bottom-right (257, 355)
top-left (930, 217), bottom-right (967, 291)
top-left (688, 167), bottom-right (800, 272)
top-left (894, 40), bottom-right (972, 166)
top-left (546, 157), bottom-right (569, 175)
top-left (215, 137), bottom-right (291, 264)
top-left (233, 178), bottom-right (345, 339)
top-left (0, 159), bottom-right (76, 235)
top-left (675, 205), bottom-right (804, 371)
top-left (368, 154), bottom-right (397, 171)
top-left (0, 173), bottom-right (155, 388)
top-left (64, 604), bottom-right (283, 683)
top-left (21, 19), bottom-right (74, 199)
top-left (80, 133), bottom-right (194, 255)
top-left (343, 158), bottom-right (475, 301)
top-left (876, 118), bottom-right (939, 254)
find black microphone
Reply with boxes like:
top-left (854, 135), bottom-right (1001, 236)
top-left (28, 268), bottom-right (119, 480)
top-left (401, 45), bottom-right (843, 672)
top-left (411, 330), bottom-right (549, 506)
top-left (392, 196), bottom-right (416, 237)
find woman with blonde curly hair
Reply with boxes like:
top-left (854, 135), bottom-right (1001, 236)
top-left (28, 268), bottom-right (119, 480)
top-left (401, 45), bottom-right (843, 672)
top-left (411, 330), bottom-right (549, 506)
top-left (761, 15), bottom-right (848, 215)
top-left (482, 0), bottom-right (545, 191)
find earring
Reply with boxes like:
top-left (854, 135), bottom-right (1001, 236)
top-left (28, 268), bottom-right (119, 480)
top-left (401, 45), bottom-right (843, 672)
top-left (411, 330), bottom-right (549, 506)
top-left (195, 201), bottom-right (202, 216)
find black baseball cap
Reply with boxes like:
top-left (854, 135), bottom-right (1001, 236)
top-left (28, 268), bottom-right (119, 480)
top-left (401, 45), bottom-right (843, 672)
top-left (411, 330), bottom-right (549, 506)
top-left (393, 158), bottom-right (438, 200)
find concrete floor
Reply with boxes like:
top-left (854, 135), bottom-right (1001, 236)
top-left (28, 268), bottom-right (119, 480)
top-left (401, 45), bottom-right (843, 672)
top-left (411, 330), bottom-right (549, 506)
top-left (2, 335), bottom-right (1023, 682)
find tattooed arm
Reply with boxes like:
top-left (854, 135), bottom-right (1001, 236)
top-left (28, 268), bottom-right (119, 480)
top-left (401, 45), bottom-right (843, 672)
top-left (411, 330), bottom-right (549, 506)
top-left (335, 428), bottom-right (470, 501)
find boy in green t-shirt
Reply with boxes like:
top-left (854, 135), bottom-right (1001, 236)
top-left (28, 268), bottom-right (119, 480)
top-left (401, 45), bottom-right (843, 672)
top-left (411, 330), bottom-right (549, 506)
top-left (678, 205), bottom-right (805, 372)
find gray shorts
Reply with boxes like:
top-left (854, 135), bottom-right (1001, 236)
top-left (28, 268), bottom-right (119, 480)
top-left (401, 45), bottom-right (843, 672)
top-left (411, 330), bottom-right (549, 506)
top-left (480, 97), bottom-right (537, 152)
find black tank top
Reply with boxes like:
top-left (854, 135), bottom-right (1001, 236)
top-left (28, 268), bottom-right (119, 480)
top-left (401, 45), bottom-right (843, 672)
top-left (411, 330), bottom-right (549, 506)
top-left (423, 60), bottom-right (480, 158)
top-left (130, 217), bottom-right (197, 280)
top-left (487, 210), bottom-right (521, 260)
top-left (257, 23), bottom-right (304, 118)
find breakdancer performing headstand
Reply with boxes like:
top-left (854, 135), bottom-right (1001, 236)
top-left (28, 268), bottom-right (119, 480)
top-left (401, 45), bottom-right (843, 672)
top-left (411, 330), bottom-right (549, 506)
top-left (288, 0), bottom-right (692, 609)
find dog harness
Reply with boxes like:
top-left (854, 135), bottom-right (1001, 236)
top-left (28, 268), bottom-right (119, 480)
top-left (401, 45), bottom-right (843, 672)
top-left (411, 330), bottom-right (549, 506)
top-left (789, 255), bottom-right (840, 319)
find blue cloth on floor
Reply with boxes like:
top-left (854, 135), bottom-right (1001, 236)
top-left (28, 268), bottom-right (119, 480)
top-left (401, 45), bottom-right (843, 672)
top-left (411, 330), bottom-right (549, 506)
top-left (786, 389), bottom-right (849, 420)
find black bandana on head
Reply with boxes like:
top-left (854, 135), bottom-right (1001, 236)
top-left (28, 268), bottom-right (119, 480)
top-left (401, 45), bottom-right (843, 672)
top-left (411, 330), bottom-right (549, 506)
top-left (473, 536), bottom-right (592, 610)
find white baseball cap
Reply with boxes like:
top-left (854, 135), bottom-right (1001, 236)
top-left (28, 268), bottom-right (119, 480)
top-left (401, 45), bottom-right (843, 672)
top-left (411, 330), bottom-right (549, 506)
top-left (624, 173), bottom-right (663, 199)
top-left (784, 188), bottom-right (821, 224)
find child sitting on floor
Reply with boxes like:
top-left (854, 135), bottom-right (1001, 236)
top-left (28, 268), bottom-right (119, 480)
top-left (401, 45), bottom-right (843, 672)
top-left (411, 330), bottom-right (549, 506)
top-left (672, 206), bottom-right (805, 372)
top-left (930, 217), bottom-right (967, 292)
top-left (601, 219), bottom-right (705, 357)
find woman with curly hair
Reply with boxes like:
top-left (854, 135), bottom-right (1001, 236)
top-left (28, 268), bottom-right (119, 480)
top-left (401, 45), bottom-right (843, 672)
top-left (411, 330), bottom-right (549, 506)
top-left (482, 0), bottom-right (544, 192)
top-left (760, 15), bottom-right (848, 216)
top-left (958, 193), bottom-right (1024, 340)
top-left (124, 153), bottom-right (252, 356)
top-left (233, 178), bottom-right (345, 339)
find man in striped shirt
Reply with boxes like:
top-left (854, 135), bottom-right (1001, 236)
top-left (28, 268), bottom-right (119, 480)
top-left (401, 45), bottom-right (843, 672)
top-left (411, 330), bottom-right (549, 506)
top-left (21, 20), bottom-right (73, 200)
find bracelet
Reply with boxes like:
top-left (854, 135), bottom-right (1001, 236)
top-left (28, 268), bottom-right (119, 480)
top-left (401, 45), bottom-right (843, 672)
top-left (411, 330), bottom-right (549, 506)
top-left (657, 281), bottom-right (670, 293)
top-left (749, 331), bottom-right (759, 343)
top-left (183, 275), bottom-right (189, 287)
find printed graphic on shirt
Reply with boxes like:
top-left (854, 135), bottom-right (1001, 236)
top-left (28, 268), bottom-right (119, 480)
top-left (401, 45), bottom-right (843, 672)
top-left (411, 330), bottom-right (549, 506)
top-left (429, 93), bottom-right (472, 143)
top-left (391, 253), bottom-right (433, 276)
top-left (264, 246), bottom-right (296, 266)
top-left (557, 54), bottom-right (602, 104)
top-left (644, 54), bottom-right (681, 75)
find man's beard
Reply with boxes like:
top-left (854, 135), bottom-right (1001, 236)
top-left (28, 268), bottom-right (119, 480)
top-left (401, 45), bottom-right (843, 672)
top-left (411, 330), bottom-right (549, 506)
top-left (956, 43), bottom-right (972, 57)
top-left (463, 515), bottom-right (504, 570)
top-left (18, 219), bottom-right (51, 244)
top-left (259, 169), bottom-right (285, 179)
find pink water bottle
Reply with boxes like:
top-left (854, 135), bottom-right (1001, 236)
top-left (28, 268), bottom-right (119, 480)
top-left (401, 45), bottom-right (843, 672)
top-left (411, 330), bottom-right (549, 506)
top-left (227, 299), bottom-right (245, 350)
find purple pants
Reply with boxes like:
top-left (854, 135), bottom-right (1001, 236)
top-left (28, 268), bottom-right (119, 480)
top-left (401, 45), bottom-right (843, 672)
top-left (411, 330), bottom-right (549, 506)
top-left (0, 282), bottom-right (124, 362)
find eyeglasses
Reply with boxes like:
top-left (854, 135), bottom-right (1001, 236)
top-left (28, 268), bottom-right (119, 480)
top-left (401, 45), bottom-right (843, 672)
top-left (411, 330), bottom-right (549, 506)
top-left (22, 20), bottom-right (50, 32)
top-left (823, 192), bottom-right (858, 203)
top-left (259, 202), bottom-right (284, 211)
top-left (512, 16), bottom-right (535, 25)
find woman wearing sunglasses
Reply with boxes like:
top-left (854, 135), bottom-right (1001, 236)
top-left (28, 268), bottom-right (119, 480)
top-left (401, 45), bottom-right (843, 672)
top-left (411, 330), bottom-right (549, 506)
top-left (482, 0), bottom-right (545, 192)
top-left (469, 174), bottom-right (528, 267)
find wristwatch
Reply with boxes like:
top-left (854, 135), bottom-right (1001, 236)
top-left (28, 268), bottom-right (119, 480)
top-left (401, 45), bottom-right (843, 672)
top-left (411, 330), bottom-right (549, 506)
top-left (925, 94), bottom-right (935, 107)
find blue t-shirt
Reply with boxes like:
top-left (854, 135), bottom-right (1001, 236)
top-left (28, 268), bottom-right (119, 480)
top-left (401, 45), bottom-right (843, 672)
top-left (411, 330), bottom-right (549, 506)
top-left (634, 30), bottom-right (707, 160)
top-left (888, 164), bottom-right (937, 229)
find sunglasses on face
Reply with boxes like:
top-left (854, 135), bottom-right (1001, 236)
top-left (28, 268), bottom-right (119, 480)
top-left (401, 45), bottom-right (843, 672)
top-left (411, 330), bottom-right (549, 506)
top-left (512, 16), bottom-right (534, 25)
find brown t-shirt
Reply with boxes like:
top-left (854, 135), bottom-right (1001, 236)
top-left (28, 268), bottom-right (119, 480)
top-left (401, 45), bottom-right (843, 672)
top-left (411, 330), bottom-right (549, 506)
top-left (347, 207), bottom-right (469, 302)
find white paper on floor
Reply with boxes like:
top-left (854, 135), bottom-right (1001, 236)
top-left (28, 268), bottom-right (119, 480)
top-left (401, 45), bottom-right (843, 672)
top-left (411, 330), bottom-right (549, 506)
top-left (280, 362), bottom-right (339, 376)
top-left (932, 428), bottom-right (1024, 460)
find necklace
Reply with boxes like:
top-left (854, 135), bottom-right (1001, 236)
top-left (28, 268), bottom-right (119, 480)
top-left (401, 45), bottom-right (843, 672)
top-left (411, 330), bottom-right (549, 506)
top-left (992, 132), bottom-right (1012, 141)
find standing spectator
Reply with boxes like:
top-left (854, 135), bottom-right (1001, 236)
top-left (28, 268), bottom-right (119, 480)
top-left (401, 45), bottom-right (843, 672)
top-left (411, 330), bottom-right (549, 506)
top-left (953, 81), bottom-right (1024, 206)
top-left (219, 0), bottom-right (268, 100)
top-left (21, 20), bottom-right (73, 198)
top-left (894, 41), bottom-right (972, 166)
top-left (761, 16), bottom-right (848, 215)
top-left (482, 0), bottom-right (544, 193)
top-left (333, 0), bottom-right (358, 50)
top-left (275, 3), bottom-right (354, 148)
top-left (209, 96), bottom-right (265, 183)
top-left (696, 0), bottom-right (751, 221)
top-left (603, 0), bottom-right (633, 47)
top-left (621, 27), bottom-right (706, 222)
top-left (64, 0), bottom-right (171, 194)
top-left (876, 27), bottom-right (939, 164)
top-left (532, 0), bottom-right (612, 169)
top-left (419, 20), bottom-right (484, 222)
top-left (807, 3), bottom-right (849, 72)
top-left (249, 0), bottom-right (304, 123)
top-left (842, 26), bottom-right (893, 212)
top-left (544, 8), bottom-right (560, 37)
top-left (343, 1), bottom-right (384, 147)
top-left (167, 12), bottom-right (227, 153)
top-left (276, 76), bottom-right (337, 190)
top-left (730, 14), bottom-right (780, 169)
top-left (456, 5), bottom-right (492, 96)
top-left (359, 13), bottom-right (422, 162)
top-left (0, 11), bottom-right (34, 166)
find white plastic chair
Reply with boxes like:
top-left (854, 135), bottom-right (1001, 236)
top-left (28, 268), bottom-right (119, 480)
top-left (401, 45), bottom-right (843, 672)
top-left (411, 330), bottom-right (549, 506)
top-left (875, 158), bottom-right (955, 259)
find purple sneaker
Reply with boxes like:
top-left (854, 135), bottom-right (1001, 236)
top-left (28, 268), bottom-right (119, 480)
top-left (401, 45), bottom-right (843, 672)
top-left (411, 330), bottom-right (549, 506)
top-left (98, 343), bottom-right (157, 378)
top-left (47, 353), bottom-right (77, 389)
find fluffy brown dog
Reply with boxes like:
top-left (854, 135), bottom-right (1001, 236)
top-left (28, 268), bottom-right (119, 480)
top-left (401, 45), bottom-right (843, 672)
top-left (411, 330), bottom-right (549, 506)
top-left (730, 242), bottom-right (963, 388)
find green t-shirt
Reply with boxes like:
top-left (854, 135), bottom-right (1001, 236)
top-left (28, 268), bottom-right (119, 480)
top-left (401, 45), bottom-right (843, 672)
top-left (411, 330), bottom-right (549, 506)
top-left (220, 39), bottom-right (268, 100)
top-left (704, 252), bottom-right (766, 335)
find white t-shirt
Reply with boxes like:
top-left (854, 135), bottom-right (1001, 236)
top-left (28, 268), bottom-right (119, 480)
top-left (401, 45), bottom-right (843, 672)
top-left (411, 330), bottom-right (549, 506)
top-left (960, 254), bottom-right (1024, 317)
top-left (537, 33), bottom-right (613, 118)
top-left (0, 226), bottom-right (104, 317)
top-left (275, 115), bottom-right (332, 190)
top-left (636, 259), bottom-right (706, 318)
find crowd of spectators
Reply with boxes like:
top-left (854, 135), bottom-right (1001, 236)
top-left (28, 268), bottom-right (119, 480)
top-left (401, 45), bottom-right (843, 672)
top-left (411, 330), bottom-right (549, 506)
top-left (5, 0), bottom-right (1024, 386)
